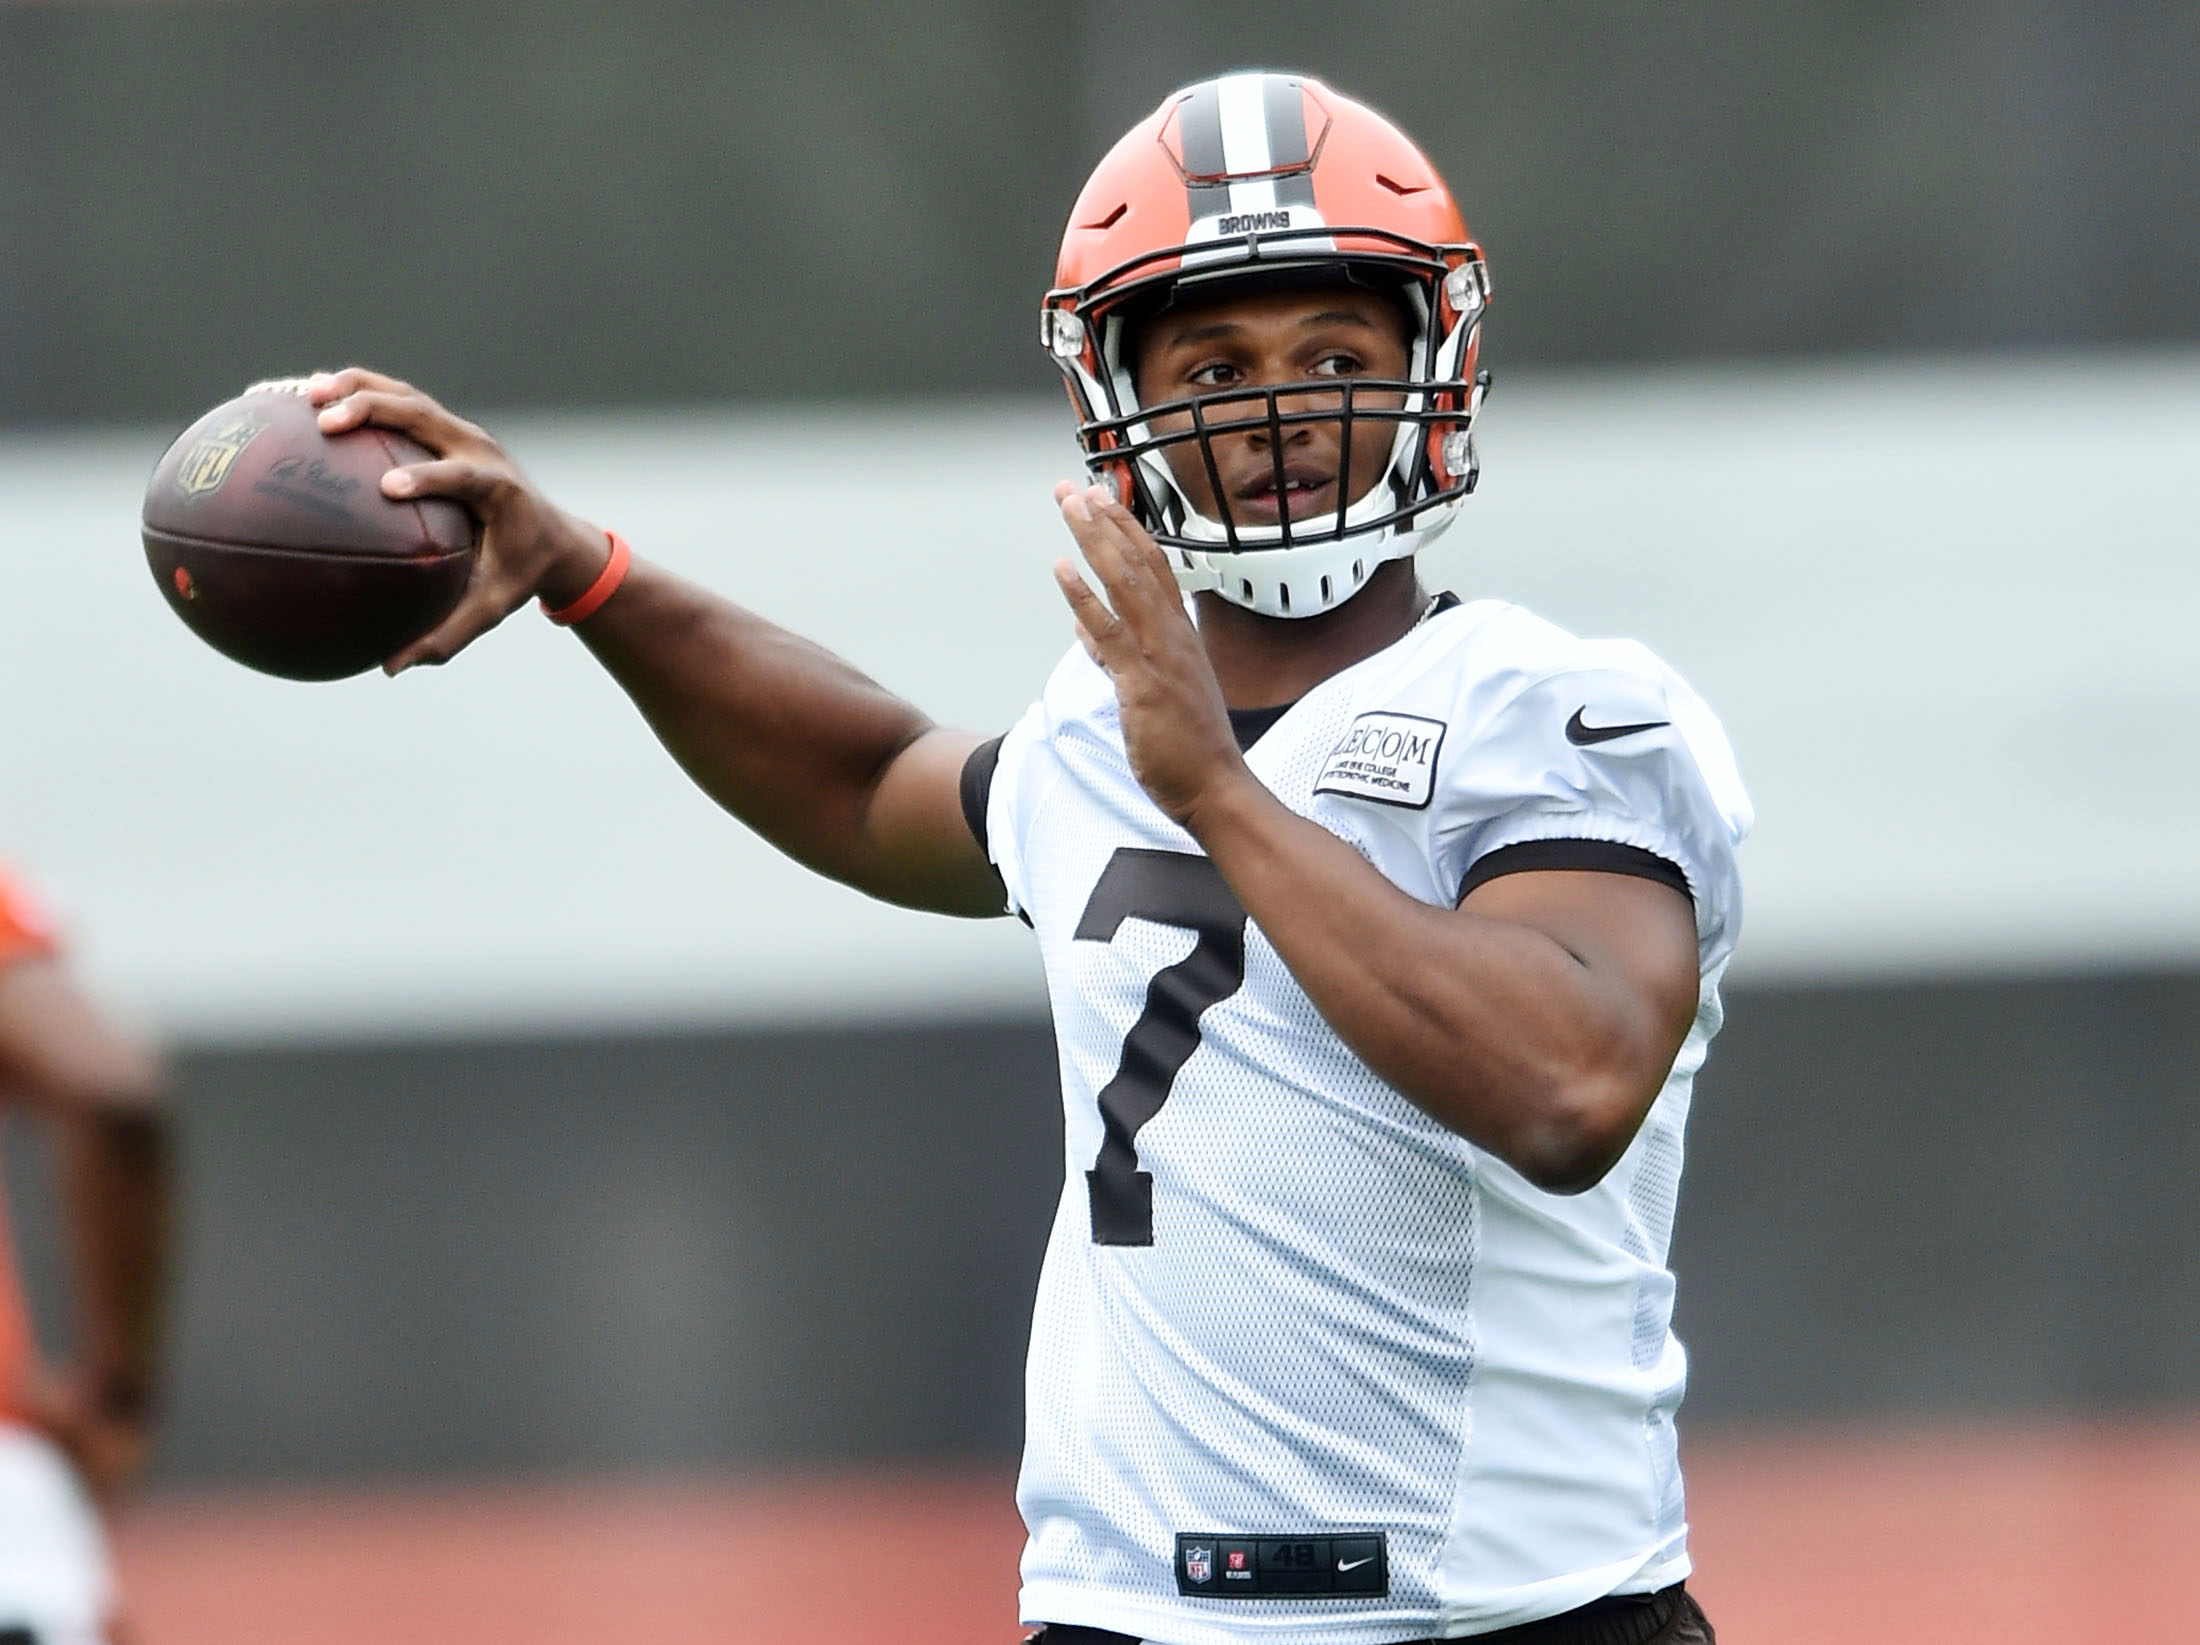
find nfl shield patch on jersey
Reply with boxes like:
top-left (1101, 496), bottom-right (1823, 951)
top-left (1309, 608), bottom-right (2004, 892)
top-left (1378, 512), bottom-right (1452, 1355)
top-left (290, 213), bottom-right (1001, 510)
top-left (1175, 1531), bottom-right (1389, 1597)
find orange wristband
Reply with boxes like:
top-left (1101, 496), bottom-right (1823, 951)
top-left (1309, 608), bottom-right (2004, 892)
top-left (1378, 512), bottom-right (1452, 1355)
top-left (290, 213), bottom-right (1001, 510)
top-left (542, 529), bottom-right (633, 626)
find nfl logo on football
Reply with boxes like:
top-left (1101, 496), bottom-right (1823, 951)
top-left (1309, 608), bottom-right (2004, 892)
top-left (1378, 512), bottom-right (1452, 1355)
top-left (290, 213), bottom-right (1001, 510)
top-left (176, 414), bottom-right (264, 499)
top-left (1184, 1545), bottom-right (1213, 1585)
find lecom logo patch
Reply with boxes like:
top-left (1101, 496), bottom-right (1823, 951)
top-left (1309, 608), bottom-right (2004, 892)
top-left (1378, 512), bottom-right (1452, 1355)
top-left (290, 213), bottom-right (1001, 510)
top-left (1314, 712), bottom-right (1446, 809)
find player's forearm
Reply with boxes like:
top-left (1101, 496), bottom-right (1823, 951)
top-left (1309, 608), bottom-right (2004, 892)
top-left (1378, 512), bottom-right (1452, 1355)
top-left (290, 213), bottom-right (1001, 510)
top-left (570, 558), bottom-right (945, 898)
top-left (1187, 779), bottom-right (1661, 1191)
top-left (61, 1104), bottom-right (171, 1419)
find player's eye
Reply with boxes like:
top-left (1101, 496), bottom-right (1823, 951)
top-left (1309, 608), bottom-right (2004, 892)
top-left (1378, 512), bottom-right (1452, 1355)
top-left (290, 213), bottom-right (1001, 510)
top-left (1307, 351), bottom-right (1366, 378)
top-left (1187, 360), bottom-right (1243, 388)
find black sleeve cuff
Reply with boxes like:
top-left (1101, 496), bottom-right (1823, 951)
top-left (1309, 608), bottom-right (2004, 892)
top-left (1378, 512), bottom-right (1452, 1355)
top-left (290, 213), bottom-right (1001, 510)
top-left (959, 735), bottom-right (1005, 854)
top-left (1458, 839), bottom-right (1692, 905)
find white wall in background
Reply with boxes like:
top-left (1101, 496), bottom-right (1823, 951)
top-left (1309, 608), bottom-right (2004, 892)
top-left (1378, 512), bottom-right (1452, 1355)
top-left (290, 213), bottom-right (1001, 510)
top-left (3, 351), bottom-right (2195, 1039)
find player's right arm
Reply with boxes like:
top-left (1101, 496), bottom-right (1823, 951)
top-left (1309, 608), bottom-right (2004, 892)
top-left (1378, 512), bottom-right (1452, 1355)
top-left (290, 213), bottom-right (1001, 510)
top-left (306, 369), bottom-right (1003, 919)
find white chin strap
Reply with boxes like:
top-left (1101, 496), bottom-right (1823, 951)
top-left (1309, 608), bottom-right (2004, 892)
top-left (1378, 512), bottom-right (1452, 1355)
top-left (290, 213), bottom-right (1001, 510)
top-left (1163, 501), bottom-right (1461, 619)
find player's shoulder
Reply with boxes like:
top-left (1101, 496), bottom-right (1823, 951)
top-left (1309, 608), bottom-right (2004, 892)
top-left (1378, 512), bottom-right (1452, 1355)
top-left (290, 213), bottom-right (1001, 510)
top-left (1405, 599), bottom-right (1752, 841)
top-left (1366, 598), bottom-right (1688, 754)
top-left (989, 642), bottom-right (1115, 813)
top-left (1410, 598), bottom-right (1684, 715)
top-left (1027, 638), bottom-right (1121, 734)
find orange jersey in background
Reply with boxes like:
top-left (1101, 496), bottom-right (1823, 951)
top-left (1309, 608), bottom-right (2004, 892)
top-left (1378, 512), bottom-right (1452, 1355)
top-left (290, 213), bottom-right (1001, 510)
top-left (0, 866), bottom-right (60, 1420)
top-left (0, 866), bottom-right (55, 967)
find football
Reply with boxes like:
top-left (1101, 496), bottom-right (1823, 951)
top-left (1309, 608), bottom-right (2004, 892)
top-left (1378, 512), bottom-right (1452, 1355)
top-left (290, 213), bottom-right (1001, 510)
top-left (141, 380), bottom-right (476, 681)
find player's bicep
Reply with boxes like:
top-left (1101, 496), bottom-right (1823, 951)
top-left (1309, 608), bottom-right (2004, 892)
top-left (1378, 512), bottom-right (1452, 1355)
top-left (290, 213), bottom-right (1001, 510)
top-left (862, 727), bottom-right (1009, 918)
top-left (1460, 867), bottom-right (1701, 1089)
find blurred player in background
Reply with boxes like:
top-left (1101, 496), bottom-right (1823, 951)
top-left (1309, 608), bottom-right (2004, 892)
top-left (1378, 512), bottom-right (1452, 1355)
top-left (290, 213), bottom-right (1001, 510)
top-left (309, 71), bottom-right (1745, 1645)
top-left (0, 868), bottom-right (170, 1645)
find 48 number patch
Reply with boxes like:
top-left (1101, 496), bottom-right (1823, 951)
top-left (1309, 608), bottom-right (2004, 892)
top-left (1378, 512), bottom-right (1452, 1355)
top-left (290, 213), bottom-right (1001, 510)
top-left (1175, 1531), bottom-right (1388, 1598)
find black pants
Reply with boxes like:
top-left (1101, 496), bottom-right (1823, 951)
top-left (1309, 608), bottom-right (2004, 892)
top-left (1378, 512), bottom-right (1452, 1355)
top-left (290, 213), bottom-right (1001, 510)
top-left (1028, 1581), bottom-right (1714, 1645)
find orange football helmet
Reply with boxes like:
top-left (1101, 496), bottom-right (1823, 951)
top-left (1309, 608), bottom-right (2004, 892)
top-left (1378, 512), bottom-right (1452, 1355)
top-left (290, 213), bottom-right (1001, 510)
top-left (1043, 72), bottom-right (1491, 618)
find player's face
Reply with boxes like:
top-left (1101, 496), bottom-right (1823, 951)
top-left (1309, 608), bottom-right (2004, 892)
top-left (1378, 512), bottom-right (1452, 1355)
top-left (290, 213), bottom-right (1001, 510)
top-left (1129, 282), bottom-right (1413, 529)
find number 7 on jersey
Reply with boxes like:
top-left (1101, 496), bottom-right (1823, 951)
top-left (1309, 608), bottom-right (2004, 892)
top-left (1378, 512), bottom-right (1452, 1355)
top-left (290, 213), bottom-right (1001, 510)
top-left (1074, 849), bottom-right (1250, 1245)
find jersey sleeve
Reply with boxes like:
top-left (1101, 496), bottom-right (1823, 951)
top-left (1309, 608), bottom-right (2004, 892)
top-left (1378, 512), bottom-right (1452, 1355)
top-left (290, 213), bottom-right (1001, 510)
top-left (1428, 656), bottom-right (1749, 964)
top-left (979, 698), bottom-right (1051, 921)
top-left (959, 736), bottom-right (1006, 855)
top-left (0, 868), bottom-right (59, 971)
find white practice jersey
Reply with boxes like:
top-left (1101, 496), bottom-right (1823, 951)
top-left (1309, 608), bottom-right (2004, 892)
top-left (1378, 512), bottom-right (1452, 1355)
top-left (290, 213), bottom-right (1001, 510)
top-left (977, 598), bottom-right (1751, 1644)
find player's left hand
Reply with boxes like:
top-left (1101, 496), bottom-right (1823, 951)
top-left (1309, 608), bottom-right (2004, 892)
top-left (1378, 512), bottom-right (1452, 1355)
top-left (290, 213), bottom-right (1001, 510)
top-left (1053, 482), bottom-right (1253, 833)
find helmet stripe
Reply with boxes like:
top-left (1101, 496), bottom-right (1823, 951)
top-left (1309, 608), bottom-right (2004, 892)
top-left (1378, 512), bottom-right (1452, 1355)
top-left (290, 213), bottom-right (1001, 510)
top-left (1216, 74), bottom-right (1278, 216)
top-left (1261, 75), bottom-right (1318, 212)
top-left (1216, 73), bottom-right (1273, 175)
top-left (1174, 80), bottom-right (1231, 220)
top-left (1178, 73), bottom-right (1320, 219)
top-left (1191, 72), bottom-right (1321, 222)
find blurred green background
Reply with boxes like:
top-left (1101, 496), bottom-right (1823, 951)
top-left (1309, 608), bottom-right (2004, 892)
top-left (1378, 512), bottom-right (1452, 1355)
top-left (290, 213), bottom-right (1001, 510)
top-left (4, 0), bottom-right (2195, 425)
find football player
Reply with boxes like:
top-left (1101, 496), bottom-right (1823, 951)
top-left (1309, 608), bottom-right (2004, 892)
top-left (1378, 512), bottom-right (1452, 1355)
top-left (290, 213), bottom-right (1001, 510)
top-left (0, 867), bottom-right (170, 1645)
top-left (311, 71), bottom-right (1745, 1645)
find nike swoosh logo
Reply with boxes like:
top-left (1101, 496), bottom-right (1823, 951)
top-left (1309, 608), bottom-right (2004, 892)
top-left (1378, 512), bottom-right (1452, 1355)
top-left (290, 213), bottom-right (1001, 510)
top-left (1338, 1556), bottom-right (1375, 1571)
top-left (1566, 707), bottom-right (1670, 746)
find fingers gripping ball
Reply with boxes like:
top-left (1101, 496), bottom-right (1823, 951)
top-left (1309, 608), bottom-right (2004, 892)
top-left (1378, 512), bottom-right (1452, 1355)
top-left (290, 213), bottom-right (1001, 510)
top-left (141, 380), bottom-right (477, 680)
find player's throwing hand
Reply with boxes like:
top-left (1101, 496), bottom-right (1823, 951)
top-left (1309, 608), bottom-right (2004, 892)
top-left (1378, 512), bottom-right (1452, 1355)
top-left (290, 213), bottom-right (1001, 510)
top-left (306, 368), bottom-right (612, 672)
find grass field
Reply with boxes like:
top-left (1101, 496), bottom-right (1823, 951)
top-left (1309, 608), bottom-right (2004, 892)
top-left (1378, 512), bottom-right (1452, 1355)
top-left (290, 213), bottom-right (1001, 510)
top-left (112, 1416), bottom-right (2198, 1643)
